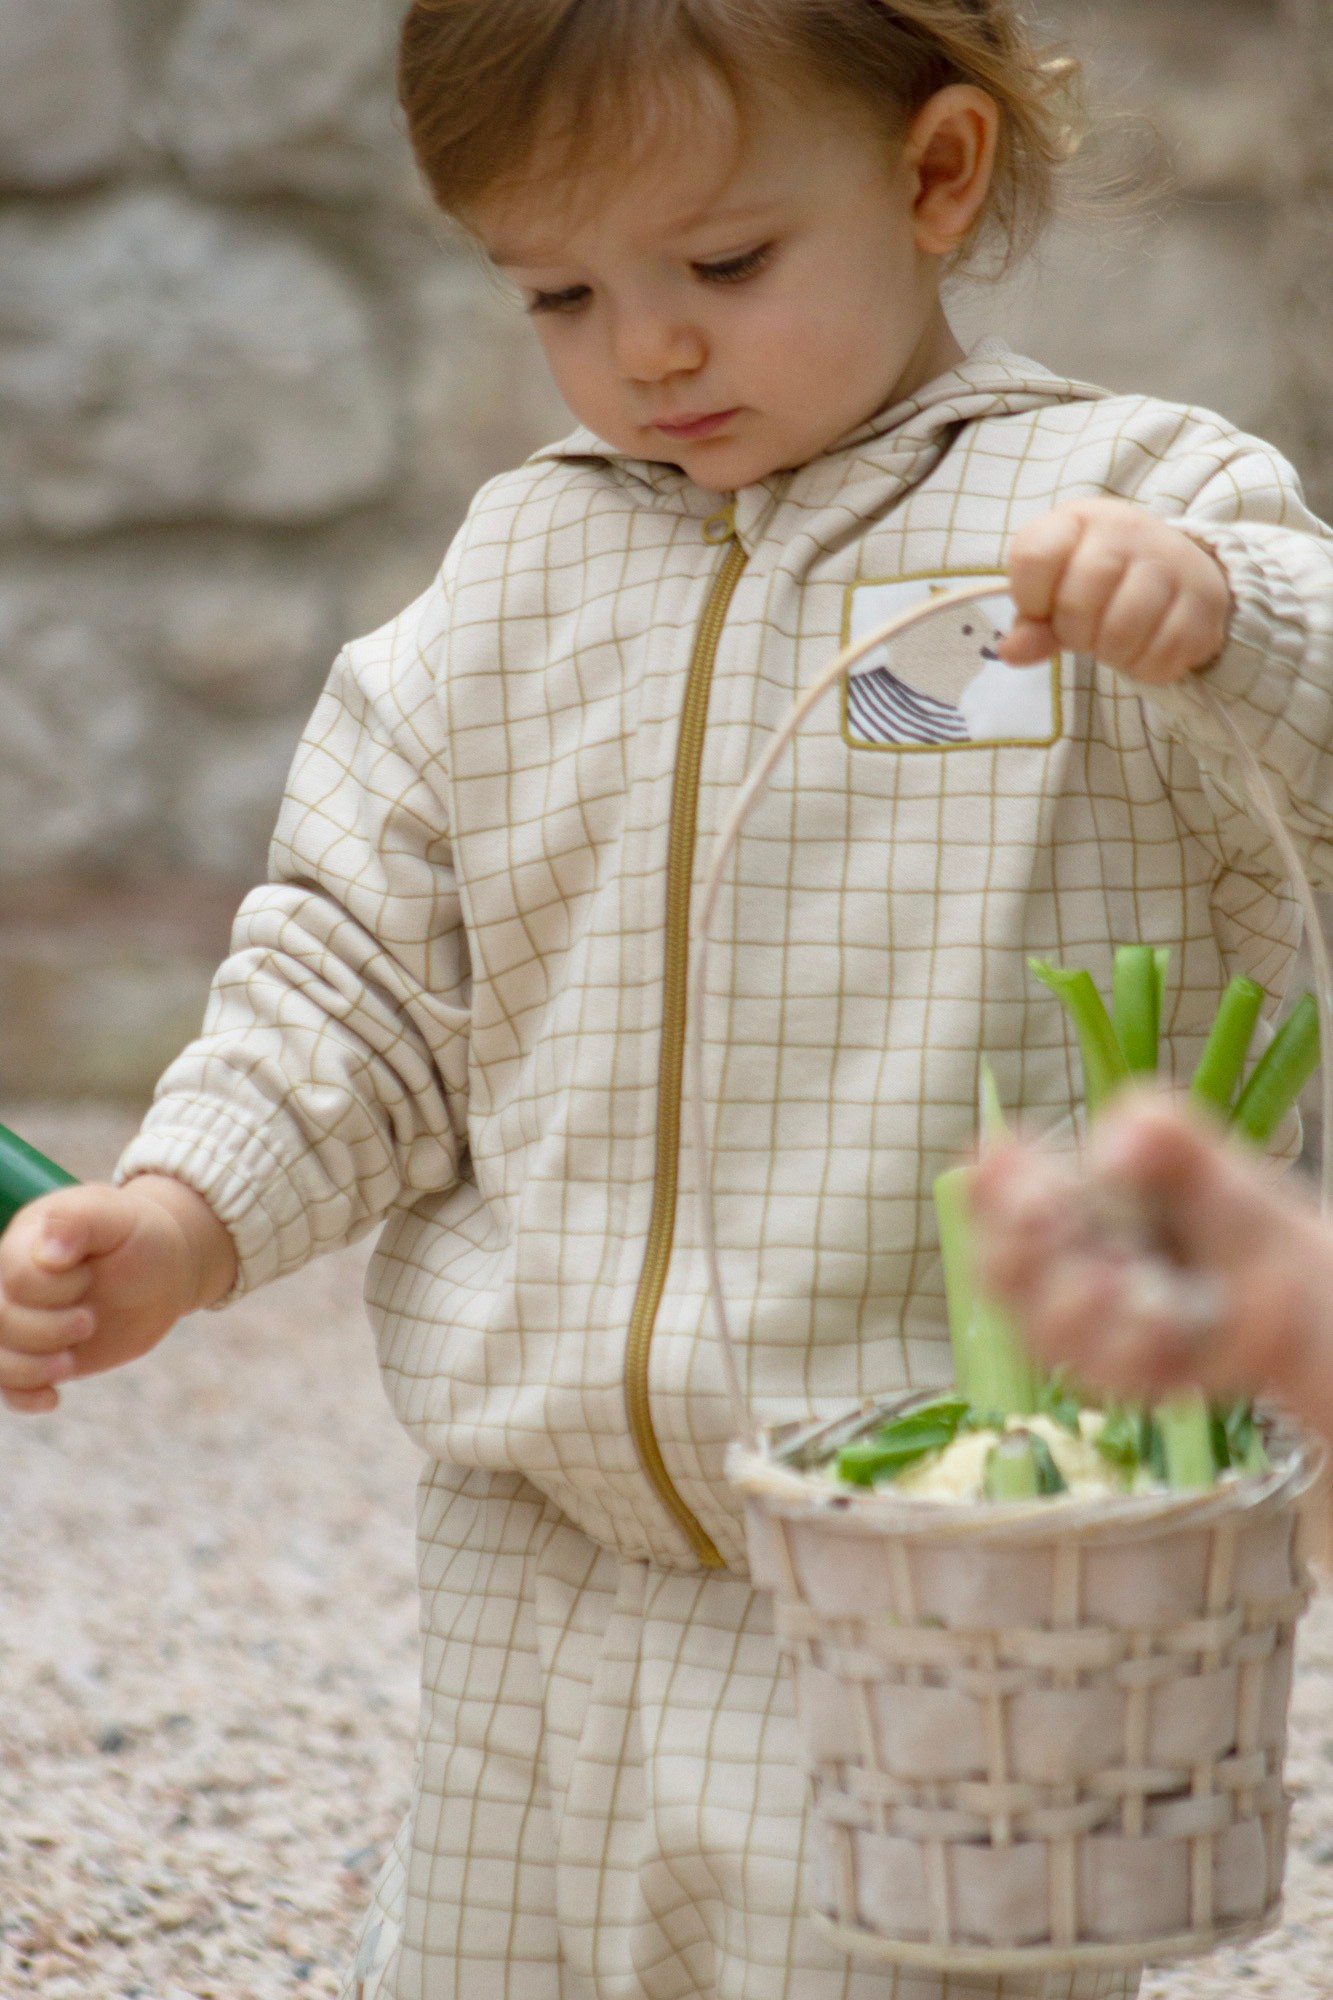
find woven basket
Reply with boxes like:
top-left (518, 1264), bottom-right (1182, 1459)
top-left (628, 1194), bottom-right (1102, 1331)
top-left (685, 584), bottom-right (1333, 1972)
top-left (731, 1401), bottom-right (1326, 1973)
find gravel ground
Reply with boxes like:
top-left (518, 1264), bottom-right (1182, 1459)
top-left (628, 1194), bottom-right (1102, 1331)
top-left (3, 1103), bottom-right (1333, 1999)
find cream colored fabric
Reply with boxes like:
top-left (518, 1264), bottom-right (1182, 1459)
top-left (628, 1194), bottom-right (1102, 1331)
top-left (119, 339), bottom-right (1333, 1570)
top-left (114, 340), bottom-right (1333, 1994)
top-left (341, 1460), bottom-right (1136, 2000)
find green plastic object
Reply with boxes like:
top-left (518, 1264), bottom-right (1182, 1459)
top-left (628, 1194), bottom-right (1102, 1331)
top-left (0, 1121), bottom-right (78, 1234)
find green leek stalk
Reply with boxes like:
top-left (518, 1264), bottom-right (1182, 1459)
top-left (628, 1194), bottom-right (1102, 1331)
top-left (968, 1293), bottom-right (1042, 1424)
top-left (934, 1165), bottom-right (979, 1402)
top-left (934, 1165), bottom-right (1041, 1418)
top-left (1029, 960), bottom-right (1132, 1116)
top-left (1113, 944), bottom-right (1170, 1075)
top-left (1157, 1390), bottom-right (1217, 1490)
top-left (985, 1431), bottom-right (1041, 1500)
top-left (979, 1057), bottom-right (1009, 1143)
top-left (0, 1122), bottom-right (78, 1234)
top-left (1189, 976), bottom-right (1265, 1116)
top-left (1231, 992), bottom-right (1320, 1146)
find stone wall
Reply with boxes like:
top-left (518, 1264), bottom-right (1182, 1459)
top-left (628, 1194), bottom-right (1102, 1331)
top-left (0, 0), bottom-right (1326, 1099)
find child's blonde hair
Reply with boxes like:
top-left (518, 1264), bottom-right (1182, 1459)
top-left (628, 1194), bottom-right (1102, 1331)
top-left (398, 0), bottom-right (1083, 269)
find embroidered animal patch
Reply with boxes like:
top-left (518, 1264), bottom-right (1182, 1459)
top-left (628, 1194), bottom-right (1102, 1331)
top-left (843, 574), bottom-right (1059, 750)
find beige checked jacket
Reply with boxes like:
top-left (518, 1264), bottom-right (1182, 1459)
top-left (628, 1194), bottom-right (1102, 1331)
top-left (120, 342), bottom-right (1333, 1577)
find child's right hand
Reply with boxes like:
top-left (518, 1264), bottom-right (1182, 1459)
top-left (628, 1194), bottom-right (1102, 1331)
top-left (0, 1176), bottom-right (238, 1415)
top-left (971, 1095), bottom-right (1333, 1441)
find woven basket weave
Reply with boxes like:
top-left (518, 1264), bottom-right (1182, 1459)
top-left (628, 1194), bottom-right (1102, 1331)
top-left (731, 1404), bottom-right (1326, 1972)
top-left (688, 583), bottom-right (1333, 1972)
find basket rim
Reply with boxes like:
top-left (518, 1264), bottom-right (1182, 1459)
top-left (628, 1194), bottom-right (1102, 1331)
top-left (809, 1904), bottom-right (1280, 1974)
top-left (728, 1393), bottom-right (1328, 1545)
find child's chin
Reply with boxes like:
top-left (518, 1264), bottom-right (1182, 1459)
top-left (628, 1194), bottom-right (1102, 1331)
top-left (667, 437), bottom-right (799, 492)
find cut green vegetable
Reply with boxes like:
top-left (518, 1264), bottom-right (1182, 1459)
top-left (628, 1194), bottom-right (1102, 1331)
top-left (0, 1121), bottom-right (78, 1234)
top-left (1037, 1370), bottom-right (1082, 1435)
top-left (1094, 1404), bottom-right (1147, 1476)
top-left (1189, 976), bottom-right (1265, 1116)
top-left (1157, 1391), bottom-right (1217, 1490)
top-left (1026, 1430), bottom-right (1068, 1494)
top-left (934, 1166), bottom-right (979, 1402)
top-left (1029, 959), bottom-right (1132, 1116)
top-left (978, 1058), bottom-right (1009, 1143)
top-left (1113, 944), bottom-right (1169, 1075)
top-left (835, 1397), bottom-right (971, 1486)
top-left (967, 1291), bottom-right (1041, 1425)
top-left (985, 1431), bottom-right (1041, 1500)
top-left (1231, 992), bottom-right (1320, 1146)
top-left (1222, 1401), bottom-right (1270, 1476)
top-left (934, 1164), bottom-right (1039, 1424)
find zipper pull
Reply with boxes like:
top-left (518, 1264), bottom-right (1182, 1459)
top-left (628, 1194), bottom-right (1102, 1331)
top-left (701, 500), bottom-right (736, 545)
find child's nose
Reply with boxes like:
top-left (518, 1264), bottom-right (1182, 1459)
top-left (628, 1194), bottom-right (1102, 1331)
top-left (608, 303), bottom-right (705, 384)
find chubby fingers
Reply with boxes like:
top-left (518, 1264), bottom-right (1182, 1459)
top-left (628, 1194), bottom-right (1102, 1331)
top-left (972, 1141), bottom-right (1140, 1381)
top-left (0, 1186), bottom-right (134, 1413)
top-left (1001, 498), bottom-right (1231, 683)
top-left (977, 1095), bottom-right (1328, 1412)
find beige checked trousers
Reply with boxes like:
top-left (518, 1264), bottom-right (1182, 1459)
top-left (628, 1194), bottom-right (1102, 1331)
top-left (344, 1461), bottom-right (1137, 2000)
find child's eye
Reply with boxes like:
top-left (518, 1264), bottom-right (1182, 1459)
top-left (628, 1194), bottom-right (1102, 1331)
top-left (692, 243), bottom-right (775, 286)
top-left (526, 284), bottom-right (592, 316)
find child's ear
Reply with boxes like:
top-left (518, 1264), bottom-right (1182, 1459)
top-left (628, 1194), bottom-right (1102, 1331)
top-left (906, 84), bottom-right (999, 256)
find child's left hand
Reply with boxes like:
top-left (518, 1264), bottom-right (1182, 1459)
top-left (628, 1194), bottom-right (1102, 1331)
top-left (999, 497), bottom-right (1232, 685)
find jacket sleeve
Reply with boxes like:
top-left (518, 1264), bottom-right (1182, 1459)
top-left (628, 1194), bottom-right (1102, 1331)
top-left (114, 567), bottom-right (470, 1299)
top-left (1131, 423), bottom-right (1333, 891)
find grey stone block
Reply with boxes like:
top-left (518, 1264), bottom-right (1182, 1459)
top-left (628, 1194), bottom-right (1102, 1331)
top-left (0, 189), bottom-right (399, 535)
top-left (953, 199), bottom-right (1279, 441)
top-left (162, 707), bottom-right (310, 882)
top-left (157, 0), bottom-right (404, 201)
top-left (1043, 0), bottom-right (1283, 198)
top-left (0, 0), bottom-right (131, 190)
top-left (0, 598), bottom-right (156, 879)
top-left (404, 253), bottom-right (573, 520)
top-left (145, 568), bottom-right (334, 712)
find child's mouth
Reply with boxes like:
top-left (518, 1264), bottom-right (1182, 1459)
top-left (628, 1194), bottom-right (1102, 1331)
top-left (651, 408), bottom-right (739, 441)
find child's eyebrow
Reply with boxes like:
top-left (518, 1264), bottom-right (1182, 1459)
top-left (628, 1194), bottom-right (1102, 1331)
top-left (487, 198), bottom-right (786, 270)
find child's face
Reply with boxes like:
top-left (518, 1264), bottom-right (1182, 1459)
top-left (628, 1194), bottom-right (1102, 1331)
top-left (474, 78), bottom-right (974, 491)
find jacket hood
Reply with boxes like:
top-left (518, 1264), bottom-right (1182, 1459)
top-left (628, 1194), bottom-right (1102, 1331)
top-left (527, 336), bottom-right (1110, 513)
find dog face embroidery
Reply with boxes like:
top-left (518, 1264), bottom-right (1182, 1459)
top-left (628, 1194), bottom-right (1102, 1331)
top-left (844, 574), bottom-right (1059, 750)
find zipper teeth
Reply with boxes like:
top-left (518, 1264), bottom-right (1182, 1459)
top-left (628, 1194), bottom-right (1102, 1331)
top-left (624, 533), bottom-right (748, 1568)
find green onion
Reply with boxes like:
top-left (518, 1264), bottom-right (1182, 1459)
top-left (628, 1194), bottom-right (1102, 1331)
top-left (985, 1431), bottom-right (1041, 1500)
top-left (1222, 1400), bottom-right (1271, 1477)
top-left (1094, 1403), bottom-right (1146, 1475)
top-left (1242, 1430), bottom-right (1271, 1476)
top-left (1037, 1370), bottom-right (1083, 1435)
top-left (0, 1121), bottom-right (78, 1234)
top-left (979, 1057), bottom-right (1009, 1142)
top-left (1113, 944), bottom-right (1170, 1074)
top-left (1231, 992), bottom-right (1320, 1146)
top-left (967, 1291), bottom-right (1041, 1426)
top-left (934, 1165), bottom-right (1040, 1423)
top-left (934, 1166), bottom-right (979, 1402)
top-left (1157, 1390), bottom-right (1217, 1490)
top-left (835, 1397), bottom-right (971, 1486)
top-left (1027, 1430), bottom-right (1069, 1494)
top-left (1029, 959), bottom-right (1132, 1116)
top-left (1189, 976), bottom-right (1265, 1117)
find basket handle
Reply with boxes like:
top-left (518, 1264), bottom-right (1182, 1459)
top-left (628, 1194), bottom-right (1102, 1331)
top-left (686, 582), bottom-right (1333, 1448)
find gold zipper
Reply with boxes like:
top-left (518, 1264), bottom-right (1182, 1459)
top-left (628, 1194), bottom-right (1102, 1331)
top-left (624, 513), bottom-right (747, 1567)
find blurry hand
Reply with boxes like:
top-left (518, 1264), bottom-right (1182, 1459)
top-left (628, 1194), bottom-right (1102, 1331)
top-left (970, 1094), bottom-right (1333, 1442)
top-left (0, 1176), bottom-right (237, 1415)
top-left (1000, 497), bottom-right (1232, 685)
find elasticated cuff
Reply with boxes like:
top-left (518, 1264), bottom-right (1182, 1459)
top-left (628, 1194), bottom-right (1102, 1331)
top-left (115, 1095), bottom-right (315, 1305)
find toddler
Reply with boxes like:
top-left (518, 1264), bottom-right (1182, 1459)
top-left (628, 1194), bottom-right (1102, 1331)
top-left (4, 3), bottom-right (1333, 1996)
